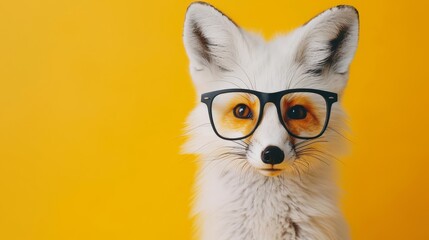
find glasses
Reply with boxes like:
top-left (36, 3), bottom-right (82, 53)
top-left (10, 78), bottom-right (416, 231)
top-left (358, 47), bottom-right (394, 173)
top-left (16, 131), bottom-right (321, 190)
top-left (201, 88), bottom-right (338, 140)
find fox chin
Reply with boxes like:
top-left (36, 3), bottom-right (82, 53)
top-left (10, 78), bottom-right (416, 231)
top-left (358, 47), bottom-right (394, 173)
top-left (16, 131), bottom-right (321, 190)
top-left (182, 2), bottom-right (359, 240)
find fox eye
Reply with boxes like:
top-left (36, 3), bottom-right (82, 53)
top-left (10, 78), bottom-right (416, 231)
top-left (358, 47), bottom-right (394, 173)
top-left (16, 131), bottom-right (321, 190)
top-left (287, 105), bottom-right (307, 120)
top-left (233, 104), bottom-right (253, 119)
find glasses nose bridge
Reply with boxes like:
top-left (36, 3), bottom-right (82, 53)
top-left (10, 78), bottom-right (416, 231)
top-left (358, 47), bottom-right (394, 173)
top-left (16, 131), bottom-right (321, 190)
top-left (258, 93), bottom-right (283, 129)
top-left (259, 92), bottom-right (281, 112)
top-left (256, 98), bottom-right (286, 138)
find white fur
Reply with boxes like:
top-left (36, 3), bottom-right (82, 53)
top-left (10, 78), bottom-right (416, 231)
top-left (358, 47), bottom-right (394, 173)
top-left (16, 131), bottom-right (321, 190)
top-left (182, 3), bottom-right (359, 240)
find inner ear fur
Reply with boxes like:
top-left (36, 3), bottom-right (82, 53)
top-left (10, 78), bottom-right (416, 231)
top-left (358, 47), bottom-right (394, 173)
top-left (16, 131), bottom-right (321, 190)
top-left (183, 2), bottom-right (244, 72)
top-left (297, 5), bottom-right (359, 75)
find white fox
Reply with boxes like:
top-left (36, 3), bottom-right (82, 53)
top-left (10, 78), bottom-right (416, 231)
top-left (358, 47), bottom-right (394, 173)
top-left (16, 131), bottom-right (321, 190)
top-left (182, 2), bottom-right (359, 240)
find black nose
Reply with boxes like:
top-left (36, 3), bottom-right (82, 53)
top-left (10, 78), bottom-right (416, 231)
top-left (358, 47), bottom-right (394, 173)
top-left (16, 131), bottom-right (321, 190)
top-left (261, 146), bottom-right (284, 165)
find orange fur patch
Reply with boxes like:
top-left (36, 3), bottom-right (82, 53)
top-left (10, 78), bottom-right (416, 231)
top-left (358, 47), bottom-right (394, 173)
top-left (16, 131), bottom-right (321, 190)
top-left (282, 94), bottom-right (324, 137)
top-left (216, 93), bottom-right (259, 137)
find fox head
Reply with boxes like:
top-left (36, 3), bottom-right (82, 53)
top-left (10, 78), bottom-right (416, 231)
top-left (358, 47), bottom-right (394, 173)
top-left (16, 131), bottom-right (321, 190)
top-left (182, 2), bottom-right (359, 178)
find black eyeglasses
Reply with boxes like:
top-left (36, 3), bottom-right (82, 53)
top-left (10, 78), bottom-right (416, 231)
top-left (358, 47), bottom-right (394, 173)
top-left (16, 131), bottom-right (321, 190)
top-left (201, 88), bottom-right (337, 140)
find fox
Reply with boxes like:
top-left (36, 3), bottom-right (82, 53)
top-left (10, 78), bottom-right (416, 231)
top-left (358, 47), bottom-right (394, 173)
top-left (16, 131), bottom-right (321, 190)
top-left (182, 2), bottom-right (359, 240)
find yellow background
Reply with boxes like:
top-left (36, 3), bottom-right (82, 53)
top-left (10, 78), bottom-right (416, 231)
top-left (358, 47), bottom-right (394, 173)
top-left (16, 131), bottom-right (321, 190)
top-left (0, 0), bottom-right (428, 239)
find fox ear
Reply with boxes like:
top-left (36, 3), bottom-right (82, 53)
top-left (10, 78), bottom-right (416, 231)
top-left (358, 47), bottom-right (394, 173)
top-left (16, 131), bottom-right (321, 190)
top-left (183, 2), bottom-right (244, 72)
top-left (297, 5), bottom-right (359, 75)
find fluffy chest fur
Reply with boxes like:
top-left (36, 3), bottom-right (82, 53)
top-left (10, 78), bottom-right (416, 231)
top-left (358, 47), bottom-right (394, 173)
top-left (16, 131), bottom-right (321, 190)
top-left (194, 161), bottom-right (347, 240)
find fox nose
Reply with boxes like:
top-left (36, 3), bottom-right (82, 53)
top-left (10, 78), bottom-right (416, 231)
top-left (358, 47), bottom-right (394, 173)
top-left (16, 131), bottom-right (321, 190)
top-left (261, 146), bottom-right (284, 165)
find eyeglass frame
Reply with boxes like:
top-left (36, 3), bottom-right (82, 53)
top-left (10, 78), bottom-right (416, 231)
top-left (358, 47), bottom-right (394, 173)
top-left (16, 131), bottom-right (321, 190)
top-left (201, 88), bottom-right (338, 141)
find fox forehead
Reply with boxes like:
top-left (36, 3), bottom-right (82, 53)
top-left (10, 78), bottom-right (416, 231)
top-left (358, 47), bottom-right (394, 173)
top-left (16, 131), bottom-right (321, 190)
top-left (210, 30), bottom-right (331, 94)
top-left (217, 55), bottom-right (322, 94)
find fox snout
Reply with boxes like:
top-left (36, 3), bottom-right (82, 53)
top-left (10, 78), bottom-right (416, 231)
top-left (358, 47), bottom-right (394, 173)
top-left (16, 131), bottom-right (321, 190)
top-left (261, 146), bottom-right (284, 165)
top-left (254, 145), bottom-right (288, 177)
